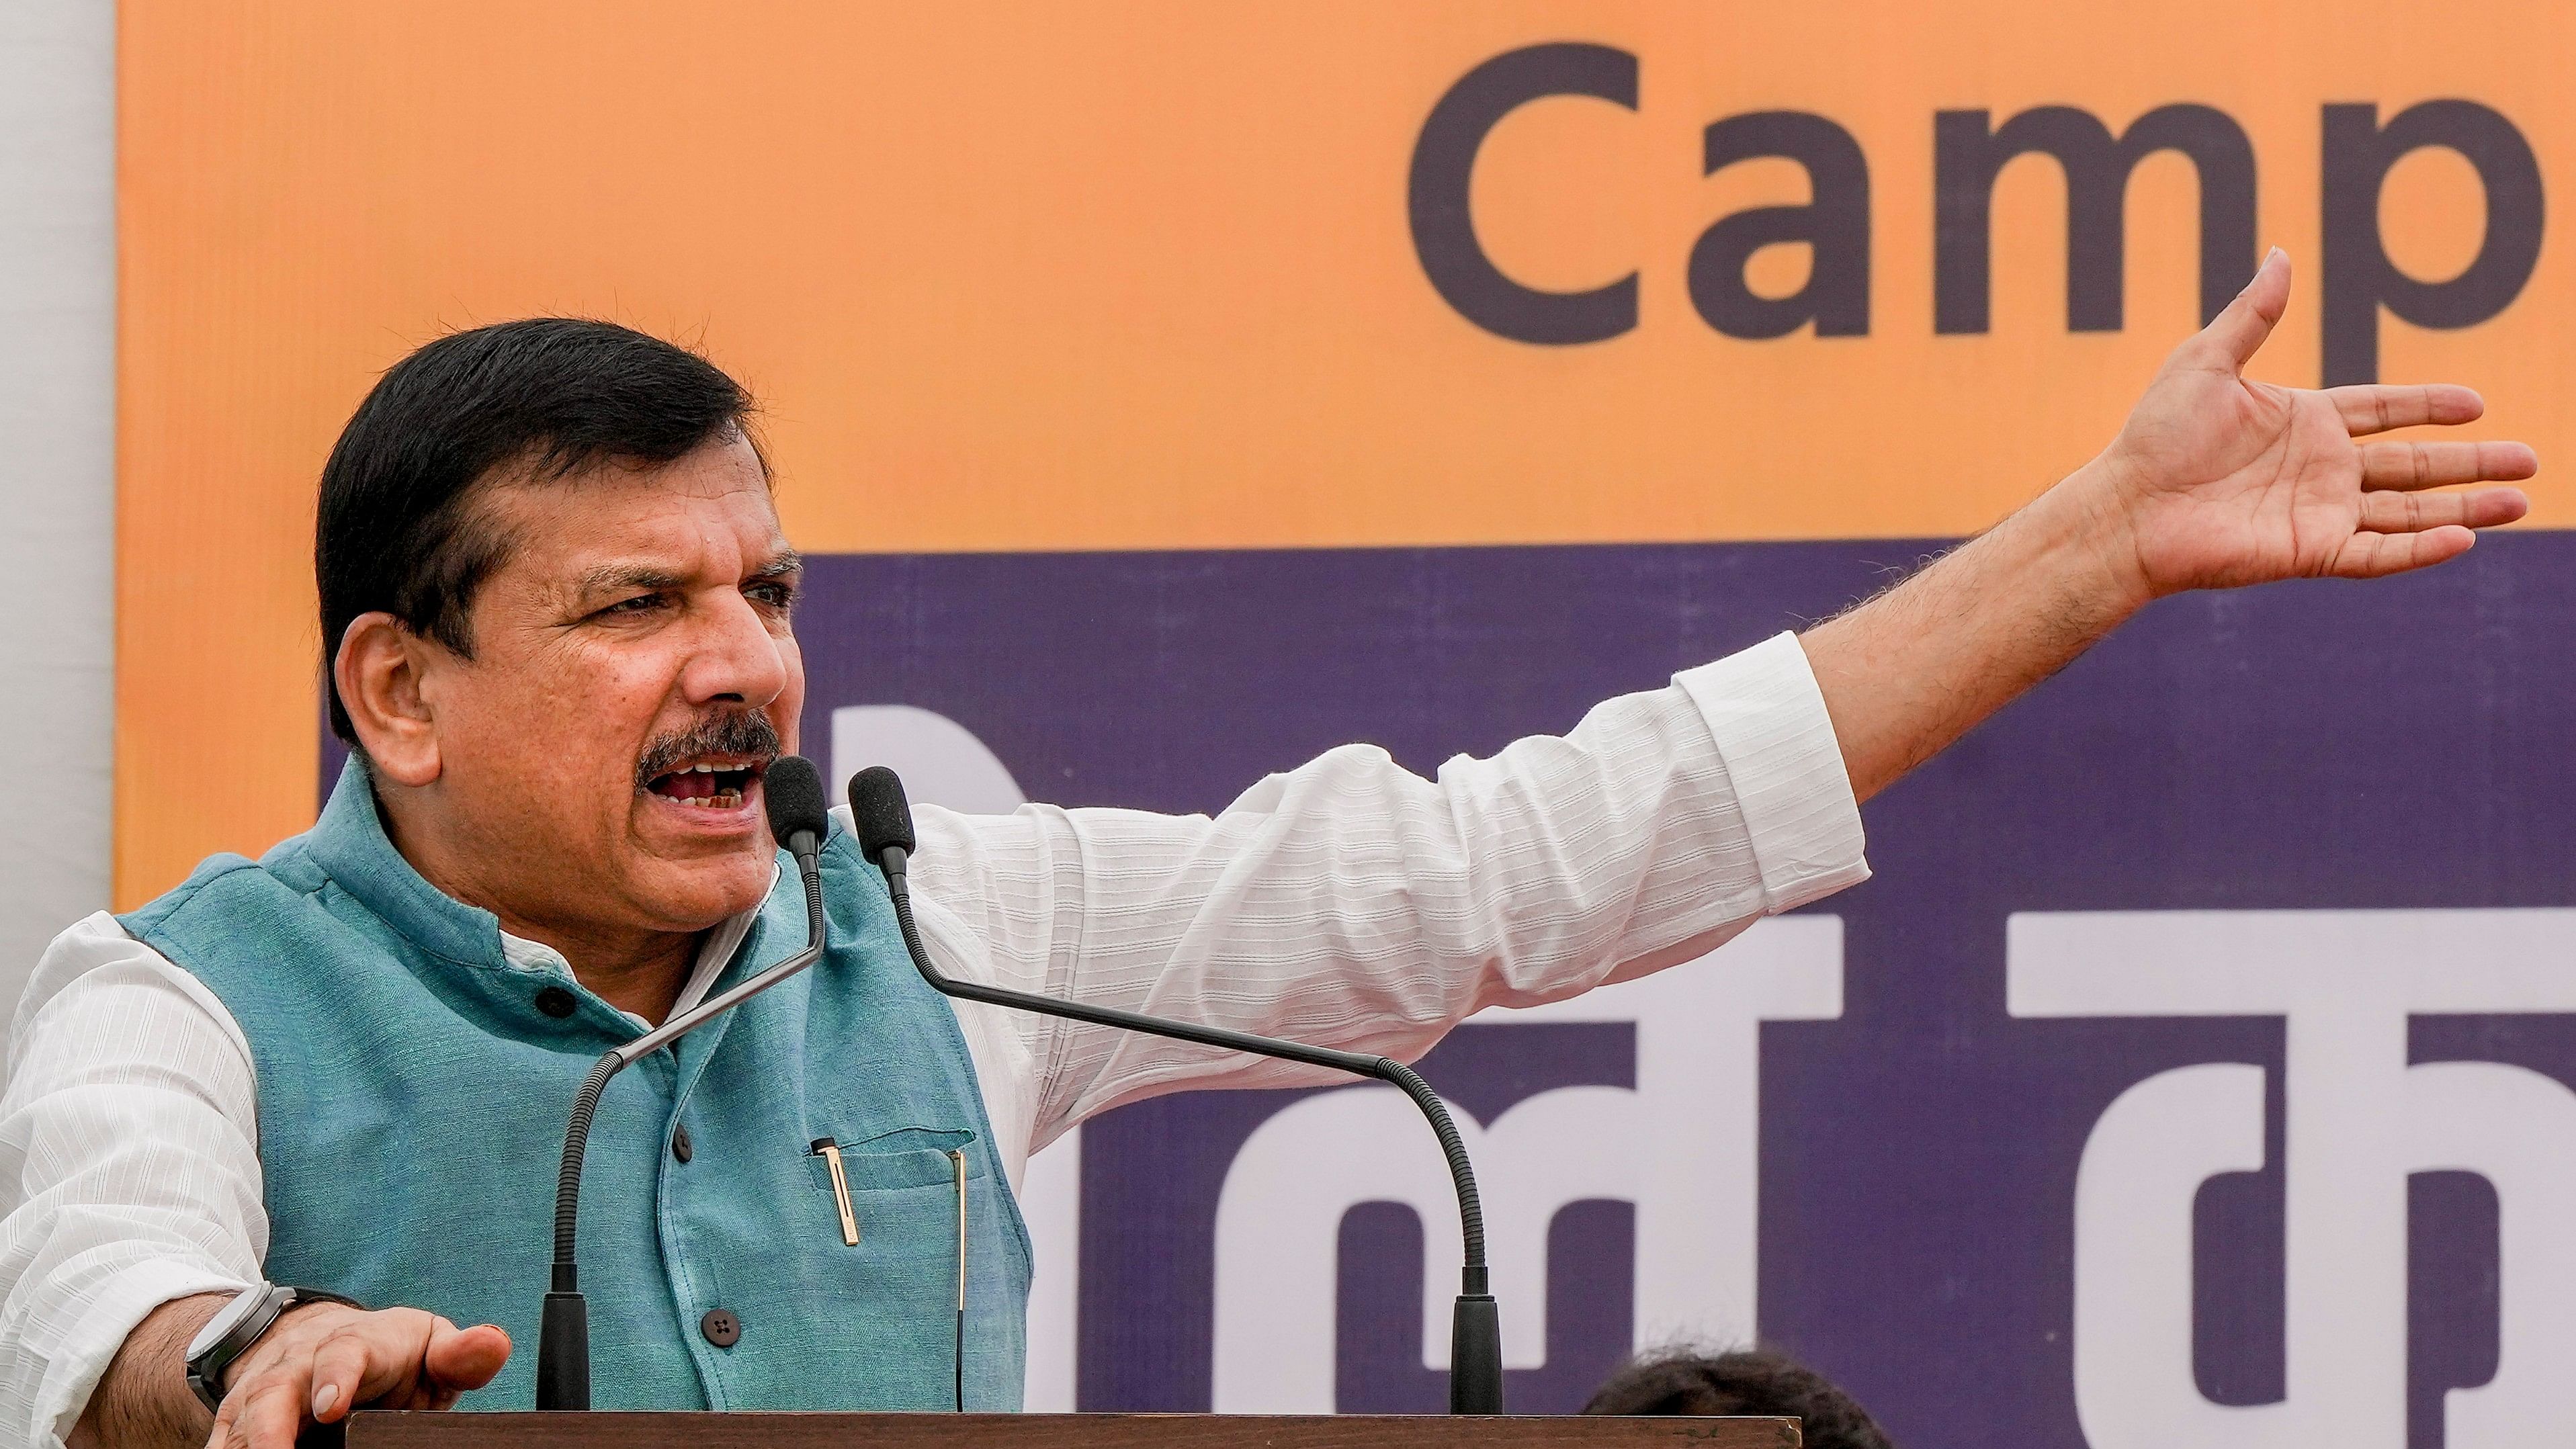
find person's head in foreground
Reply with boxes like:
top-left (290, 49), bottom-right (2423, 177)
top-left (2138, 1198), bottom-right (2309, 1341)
top-left (11, 251), bottom-right (2539, 1449)
top-left (1584, 1346), bottom-right (1895, 1449)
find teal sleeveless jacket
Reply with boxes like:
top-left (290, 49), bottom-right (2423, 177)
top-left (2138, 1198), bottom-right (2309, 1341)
top-left (118, 759), bottom-right (1031, 1411)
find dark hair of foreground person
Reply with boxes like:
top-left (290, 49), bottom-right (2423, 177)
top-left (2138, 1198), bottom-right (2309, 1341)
top-left (1582, 1346), bottom-right (1895, 1449)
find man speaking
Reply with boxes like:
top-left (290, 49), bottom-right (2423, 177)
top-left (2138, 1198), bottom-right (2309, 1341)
top-left (0, 252), bottom-right (2536, 1448)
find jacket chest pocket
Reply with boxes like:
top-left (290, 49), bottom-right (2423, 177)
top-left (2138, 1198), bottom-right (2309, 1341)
top-left (806, 1126), bottom-right (984, 1273)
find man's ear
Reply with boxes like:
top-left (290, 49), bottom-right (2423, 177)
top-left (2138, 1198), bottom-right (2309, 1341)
top-left (335, 612), bottom-right (446, 788)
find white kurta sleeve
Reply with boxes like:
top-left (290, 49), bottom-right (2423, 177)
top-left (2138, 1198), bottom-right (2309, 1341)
top-left (0, 912), bottom-right (266, 1448)
top-left (906, 630), bottom-right (1867, 1151)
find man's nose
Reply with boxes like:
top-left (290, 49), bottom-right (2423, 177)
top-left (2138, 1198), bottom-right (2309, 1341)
top-left (677, 593), bottom-right (790, 707)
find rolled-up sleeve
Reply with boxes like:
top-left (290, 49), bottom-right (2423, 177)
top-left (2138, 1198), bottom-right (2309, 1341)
top-left (1672, 631), bottom-right (1871, 913)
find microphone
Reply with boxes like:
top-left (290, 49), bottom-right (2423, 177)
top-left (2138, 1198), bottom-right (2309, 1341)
top-left (534, 755), bottom-right (834, 1411)
top-left (847, 766), bottom-right (1507, 1415)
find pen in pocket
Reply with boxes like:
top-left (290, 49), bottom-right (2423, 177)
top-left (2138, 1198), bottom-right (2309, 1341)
top-left (949, 1147), bottom-right (968, 1411)
top-left (948, 1148), bottom-right (968, 1311)
top-left (811, 1138), bottom-right (860, 1246)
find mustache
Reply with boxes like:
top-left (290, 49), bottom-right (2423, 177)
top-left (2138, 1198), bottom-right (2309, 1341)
top-left (632, 710), bottom-right (783, 790)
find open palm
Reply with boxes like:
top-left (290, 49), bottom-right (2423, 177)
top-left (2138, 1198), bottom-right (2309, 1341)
top-left (2100, 249), bottom-right (2534, 596)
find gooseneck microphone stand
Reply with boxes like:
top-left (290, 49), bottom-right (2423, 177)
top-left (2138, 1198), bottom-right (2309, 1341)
top-left (534, 757), bottom-right (834, 1411)
top-left (847, 766), bottom-right (1507, 1415)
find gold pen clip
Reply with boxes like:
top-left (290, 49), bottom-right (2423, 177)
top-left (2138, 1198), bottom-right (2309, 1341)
top-left (949, 1146), bottom-right (970, 1411)
top-left (812, 1137), bottom-right (860, 1246)
top-left (949, 1147), bottom-right (968, 1312)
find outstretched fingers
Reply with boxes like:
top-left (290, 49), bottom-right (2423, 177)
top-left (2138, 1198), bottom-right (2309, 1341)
top-left (2359, 439), bottom-right (2539, 491)
top-left (2339, 406), bottom-right (2535, 570)
top-left (2329, 382), bottom-right (2487, 435)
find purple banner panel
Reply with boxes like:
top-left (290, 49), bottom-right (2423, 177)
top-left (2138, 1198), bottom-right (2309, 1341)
top-left (790, 532), bottom-right (2576, 1449)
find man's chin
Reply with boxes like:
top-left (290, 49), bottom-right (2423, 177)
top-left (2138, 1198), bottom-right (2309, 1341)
top-left (623, 844), bottom-right (782, 931)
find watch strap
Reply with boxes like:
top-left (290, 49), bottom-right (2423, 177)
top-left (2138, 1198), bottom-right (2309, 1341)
top-left (285, 1286), bottom-right (363, 1313)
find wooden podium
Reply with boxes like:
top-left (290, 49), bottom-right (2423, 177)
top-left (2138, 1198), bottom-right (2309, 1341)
top-left (340, 1413), bottom-right (1800, 1447)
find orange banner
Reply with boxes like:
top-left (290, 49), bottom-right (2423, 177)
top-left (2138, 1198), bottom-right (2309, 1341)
top-left (119, 0), bottom-right (2575, 902)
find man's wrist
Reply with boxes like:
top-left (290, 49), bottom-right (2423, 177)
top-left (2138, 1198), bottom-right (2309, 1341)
top-left (189, 1286), bottom-right (365, 1407)
top-left (2022, 460), bottom-right (2160, 625)
top-left (186, 1283), bottom-right (291, 1411)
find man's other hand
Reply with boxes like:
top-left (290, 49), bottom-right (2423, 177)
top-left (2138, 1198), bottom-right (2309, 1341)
top-left (2089, 247), bottom-right (2536, 599)
top-left (210, 1303), bottom-right (509, 1448)
top-left (1800, 245), bottom-right (2540, 801)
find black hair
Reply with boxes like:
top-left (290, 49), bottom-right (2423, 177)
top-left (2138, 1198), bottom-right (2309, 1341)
top-left (1582, 1346), bottom-right (1895, 1449)
top-left (315, 318), bottom-right (758, 742)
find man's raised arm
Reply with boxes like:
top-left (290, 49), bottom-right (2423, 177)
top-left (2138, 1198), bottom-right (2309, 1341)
top-left (1800, 249), bottom-right (2535, 800)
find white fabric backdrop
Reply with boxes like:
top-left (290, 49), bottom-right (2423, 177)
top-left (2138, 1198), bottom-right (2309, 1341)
top-left (0, 0), bottom-right (113, 1009)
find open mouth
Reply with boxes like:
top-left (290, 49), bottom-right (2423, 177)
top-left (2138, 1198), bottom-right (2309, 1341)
top-left (644, 758), bottom-right (764, 811)
top-left (634, 711), bottom-right (783, 817)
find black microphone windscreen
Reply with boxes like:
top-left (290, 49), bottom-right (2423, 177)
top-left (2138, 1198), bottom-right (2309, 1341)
top-left (847, 766), bottom-right (917, 859)
top-left (763, 755), bottom-right (830, 850)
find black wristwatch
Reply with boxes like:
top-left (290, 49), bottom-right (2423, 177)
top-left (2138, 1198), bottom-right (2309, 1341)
top-left (184, 1283), bottom-right (364, 1413)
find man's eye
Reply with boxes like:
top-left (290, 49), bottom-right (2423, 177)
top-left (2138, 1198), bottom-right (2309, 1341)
top-left (597, 593), bottom-right (667, 618)
top-left (748, 582), bottom-right (798, 609)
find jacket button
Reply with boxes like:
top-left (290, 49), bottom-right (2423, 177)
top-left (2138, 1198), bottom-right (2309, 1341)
top-left (534, 986), bottom-right (578, 1019)
top-left (671, 1124), bottom-right (693, 1163)
top-left (700, 1308), bottom-right (740, 1348)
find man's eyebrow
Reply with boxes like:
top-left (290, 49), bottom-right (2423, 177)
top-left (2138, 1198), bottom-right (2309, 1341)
top-left (564, 551), bottom-right (800, 605)
top-left (572, 564), bottom-right (686, 599)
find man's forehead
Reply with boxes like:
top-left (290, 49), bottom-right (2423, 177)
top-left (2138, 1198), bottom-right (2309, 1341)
top-left (481, 451), bottom-right (794, 591)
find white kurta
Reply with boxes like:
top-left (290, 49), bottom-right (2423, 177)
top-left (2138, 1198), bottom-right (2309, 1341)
top-left (0, 631), bottom-right (1867, 1445)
